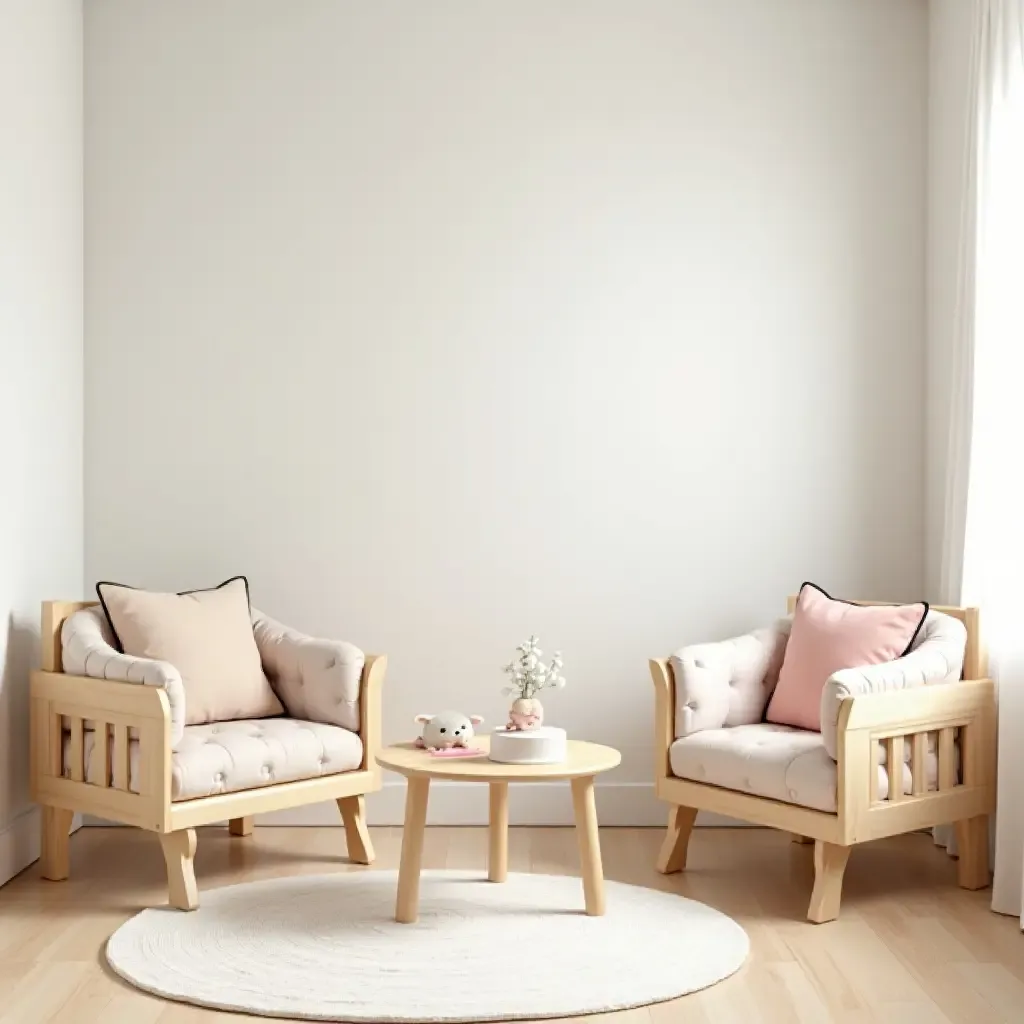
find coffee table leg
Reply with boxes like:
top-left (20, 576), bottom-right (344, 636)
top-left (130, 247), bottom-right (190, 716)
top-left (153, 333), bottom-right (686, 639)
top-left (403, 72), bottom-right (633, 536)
top-left (396, 776), bottom-right (430, 923)
top-left (488, 781), bottom-right (509, 882)
top-left (571, 775), bottom-right (605, 916)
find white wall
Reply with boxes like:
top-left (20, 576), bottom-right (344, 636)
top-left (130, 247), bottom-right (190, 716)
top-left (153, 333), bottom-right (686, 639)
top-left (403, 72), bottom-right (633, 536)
top-left (925, 0), bottom-right (974, 599)
top-left (0, 0), bottom-right (83, 882)
top-left (85, 0), bottom-right (928, 824)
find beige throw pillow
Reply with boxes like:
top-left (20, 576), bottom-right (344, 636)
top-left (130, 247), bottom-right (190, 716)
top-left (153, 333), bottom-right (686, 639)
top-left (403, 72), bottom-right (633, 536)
top-left (96, 576), bottom-right (283, 725)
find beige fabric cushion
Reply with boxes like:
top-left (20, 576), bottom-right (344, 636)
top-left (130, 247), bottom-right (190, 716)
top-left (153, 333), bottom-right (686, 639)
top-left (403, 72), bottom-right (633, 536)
top-left (670, 618), bottom-right (791, 739)
top-left (668, 723), bottom-right (949, 813)
top-left (64, 717), bottom-right (363, 801)
top-left (252, 610), bottom-right (364, 733)
top-left (97, 577), bottom-right (283, 725)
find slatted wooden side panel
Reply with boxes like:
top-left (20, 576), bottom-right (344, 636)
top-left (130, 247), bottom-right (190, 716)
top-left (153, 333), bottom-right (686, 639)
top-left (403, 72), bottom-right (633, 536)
top-left (32, 670), bottom-right (173, 833)
top-left (874, 728), bottom-right (963, 804)
top-left (60, 715), bottom-right (129, 793)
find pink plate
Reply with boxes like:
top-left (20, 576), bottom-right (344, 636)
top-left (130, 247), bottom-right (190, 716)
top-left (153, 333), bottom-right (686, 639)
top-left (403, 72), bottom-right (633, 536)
top-left (428, 747), bottom-right (485, 758)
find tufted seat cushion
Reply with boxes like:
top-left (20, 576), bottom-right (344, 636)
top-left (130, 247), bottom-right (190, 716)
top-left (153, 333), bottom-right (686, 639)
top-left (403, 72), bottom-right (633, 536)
top-left (64, 718), bottom-right (363, 801)
top-left (668, 723), bottom-right (950, 813)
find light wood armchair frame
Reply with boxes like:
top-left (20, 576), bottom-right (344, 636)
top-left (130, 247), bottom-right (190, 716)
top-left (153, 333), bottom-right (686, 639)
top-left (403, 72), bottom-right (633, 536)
top-left (650, 599), bottom-right (996, 923)
top-left (30, 601), bottom-right (386, 910)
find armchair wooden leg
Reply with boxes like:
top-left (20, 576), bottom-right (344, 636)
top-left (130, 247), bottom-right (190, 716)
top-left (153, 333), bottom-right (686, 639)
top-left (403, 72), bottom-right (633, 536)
top-left (337, 795), bottom-right (375, 865)
top-left (807, 841), bottom-right (851, 923)
top-left (955, 815), bottom-right (990, 890)
top-left (40, 806), bottom-right (74, 881)
top-left (228, 816), bottom-right (253, 837)
top-left (657, 805), bottom-right (697, 874)
top-left (160, 829), bottom-right (199, 911)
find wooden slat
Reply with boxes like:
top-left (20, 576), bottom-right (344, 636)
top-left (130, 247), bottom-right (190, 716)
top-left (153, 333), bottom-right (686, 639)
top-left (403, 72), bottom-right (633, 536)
top-left (47, 703), bottom-right (63, 776)
top-left (89, 725), bottom-right (110, 788)
top-left (885, 736), bottom-right (905, 803)
top-left (939, 727), bottom-right (957, 790)
top-left (68, 718), bottom-right (84, 783)
top-left (911, 732), bottom-right (929, 795)
top-left (113, 724), bottom-right (130, 791)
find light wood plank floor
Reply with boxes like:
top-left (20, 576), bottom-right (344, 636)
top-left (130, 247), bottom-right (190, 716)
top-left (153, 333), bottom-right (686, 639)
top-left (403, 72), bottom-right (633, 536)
top-left (1, 826), bottom-right (1022, 1023)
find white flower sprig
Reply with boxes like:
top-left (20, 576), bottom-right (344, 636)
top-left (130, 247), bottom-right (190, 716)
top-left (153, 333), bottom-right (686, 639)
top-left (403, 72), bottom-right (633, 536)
top-left (501, 636), bottom-right (566, 700)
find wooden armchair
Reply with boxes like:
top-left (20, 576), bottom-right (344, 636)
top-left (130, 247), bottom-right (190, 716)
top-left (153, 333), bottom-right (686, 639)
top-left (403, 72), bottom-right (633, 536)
top-left (30, 600), bottom-right (386, 910)
top-left (650, 598), bottom-right (995, 922)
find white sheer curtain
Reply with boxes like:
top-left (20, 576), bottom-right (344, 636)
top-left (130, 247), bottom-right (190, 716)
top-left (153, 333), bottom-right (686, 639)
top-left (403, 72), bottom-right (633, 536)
top-left (939, 0), bottom-right (1024, 921)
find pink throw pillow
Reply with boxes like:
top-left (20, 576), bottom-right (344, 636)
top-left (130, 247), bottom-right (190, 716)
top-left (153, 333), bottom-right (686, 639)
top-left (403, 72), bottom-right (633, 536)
top-left (765, 583), bottom-right (928, 731)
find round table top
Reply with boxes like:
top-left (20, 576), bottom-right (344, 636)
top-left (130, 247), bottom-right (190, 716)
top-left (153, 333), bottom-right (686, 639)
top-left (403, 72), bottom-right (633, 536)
top-left (375, 736), bottom-right (621, 782)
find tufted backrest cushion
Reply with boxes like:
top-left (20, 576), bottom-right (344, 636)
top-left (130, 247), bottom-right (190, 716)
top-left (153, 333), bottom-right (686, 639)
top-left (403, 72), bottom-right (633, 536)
top-left (670, 618), bottom-right (791, 739)
top-left (251, 611), bottom-right (364, 734)
top-left (819, 609), bottom-right (967, 759)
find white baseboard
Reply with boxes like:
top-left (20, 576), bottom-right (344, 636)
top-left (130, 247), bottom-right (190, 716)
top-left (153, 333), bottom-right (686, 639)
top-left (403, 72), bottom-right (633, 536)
top-left (0, 807), bottom-right (40, 887)
top-left (84, 781), bottom-right (750, 828)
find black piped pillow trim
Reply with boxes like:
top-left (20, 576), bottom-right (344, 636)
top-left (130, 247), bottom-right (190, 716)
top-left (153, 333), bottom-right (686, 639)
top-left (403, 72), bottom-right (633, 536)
top-left (95, 575), bottom-right (253, 655)
top-left (795, 580), bottom-right (929, 658)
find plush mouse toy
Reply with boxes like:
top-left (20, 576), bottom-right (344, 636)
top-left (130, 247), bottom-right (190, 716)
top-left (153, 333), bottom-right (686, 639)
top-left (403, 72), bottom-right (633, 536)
top-left (414, 711), bottom-right (484, 751)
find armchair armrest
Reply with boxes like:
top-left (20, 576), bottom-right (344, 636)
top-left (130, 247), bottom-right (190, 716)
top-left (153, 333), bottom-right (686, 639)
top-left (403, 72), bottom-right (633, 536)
top-left (61, 607), bottom-right (186, 747)
top-left (833, 677), bottom-right (996, 843)
top-left (839, 677), bottom-right (994, 734)
top-left (252, 610), bottom-right (365, 734)
top-left (31, 668), bottom-right (174, 831)
top-left (820, 610), bottom-right (967, 759)
top-left (668, 618), bottom-right (790, 738)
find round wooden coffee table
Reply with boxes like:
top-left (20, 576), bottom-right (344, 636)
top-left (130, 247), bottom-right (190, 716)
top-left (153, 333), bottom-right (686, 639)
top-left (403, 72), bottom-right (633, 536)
top-left (376, 737), bottom-right (621, 923)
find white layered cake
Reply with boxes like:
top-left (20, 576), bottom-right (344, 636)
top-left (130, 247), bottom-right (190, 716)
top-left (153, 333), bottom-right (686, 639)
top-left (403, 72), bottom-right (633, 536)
top-left (489, 726), bottom-right (567, 765)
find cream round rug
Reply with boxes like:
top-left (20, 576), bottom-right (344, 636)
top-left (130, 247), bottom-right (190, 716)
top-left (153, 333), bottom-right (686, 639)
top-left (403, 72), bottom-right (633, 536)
top-left (107, 871), bottom-right (748, 1021)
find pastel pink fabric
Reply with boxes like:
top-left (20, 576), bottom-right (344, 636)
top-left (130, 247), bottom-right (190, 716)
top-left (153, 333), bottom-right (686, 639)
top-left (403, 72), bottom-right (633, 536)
top-left (765, 586), bottom-right (927, 731)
